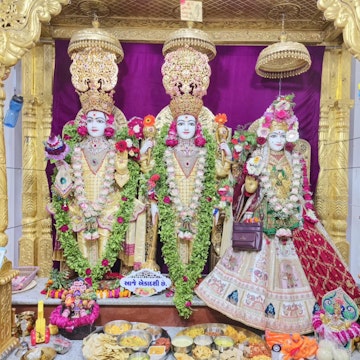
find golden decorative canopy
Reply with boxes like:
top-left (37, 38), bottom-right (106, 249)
top-left (68, 19), bottom-right (124, 63)
top-left (162, 23), bottom-right (217, 61)
top-left (255, 11), bottom-right (312, 79)
top-left (255, 33), bottom-right (312, 79)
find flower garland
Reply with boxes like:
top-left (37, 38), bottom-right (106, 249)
top-left (50, 303), bottom-right (100, 332)
top-left (72, 143), bottom-right (116, 240)
top-left (313, 309), bottom-right (360, 347)
top-left (52, 126), bottom-right (141, 288)
top-left (151, 125), bottom-right (217, 318)
top-left (259, 151), bottom-right (302, 220)
top-left (300, 156), bottom-right (318, 224)
top-left (164, 146), bottom-right (207, 240)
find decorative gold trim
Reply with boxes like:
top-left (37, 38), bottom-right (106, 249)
top-left (318, 0), bottom-right (360, 59)
top-left (0, 0), bottom-right (69, 67)
top-left (51, 26), bottom-right (328, 45)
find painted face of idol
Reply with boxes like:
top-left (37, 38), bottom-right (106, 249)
top-left (86, 111), bottom-right (107, 137)
top-left (268, 130), bottom-right (286, 151)
top-left (176, 115), bottom-right (196, 140)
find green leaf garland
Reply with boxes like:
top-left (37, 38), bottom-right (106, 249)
top-left (152, 125), bottom-right (217, 318)
top-left (51, 124), bottom-right (140, 288)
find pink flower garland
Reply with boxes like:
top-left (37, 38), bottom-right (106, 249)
top-left (50, 303), bottom-right (100, 332)
top-left (312, 309), bottom-right (360, 347)
top-left (300, 156), bottom-right (318, 224)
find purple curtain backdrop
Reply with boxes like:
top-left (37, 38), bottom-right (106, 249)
top-left (52, 40), bottom-right (324, 190)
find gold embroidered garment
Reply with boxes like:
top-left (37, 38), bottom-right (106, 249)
top-left (173, 149), bottom-right (199, 264)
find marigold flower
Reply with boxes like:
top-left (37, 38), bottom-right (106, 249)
top-left (143, 114), bottom-right (155, 127)
top-left (214, 113), bottom-right (227, 125)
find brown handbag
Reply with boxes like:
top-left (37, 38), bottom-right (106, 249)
top-left (232, 221), bottom-right (263, 251)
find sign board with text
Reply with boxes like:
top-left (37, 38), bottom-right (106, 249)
top-left (120, 269), bottom-right (172, 297)
top-left (180, 0), bottom-right (203, 22)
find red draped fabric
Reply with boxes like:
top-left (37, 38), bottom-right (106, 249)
top-left (293, 221), bottom-right (360, 305)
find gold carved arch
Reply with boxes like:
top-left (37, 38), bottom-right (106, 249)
top-left (0, 0), bottom-right (69, 357)
top-left (318, 0), bottom-right (360, 61)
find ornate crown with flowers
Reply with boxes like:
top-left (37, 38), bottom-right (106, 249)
top-left (169, 94), bottom-right (203, 120)
top-left (78, 86), bottom-right (115, 115)
top-left (256, 93), bottom-right (299, 145)
top-left (162, 46), bottom-right (210, 120)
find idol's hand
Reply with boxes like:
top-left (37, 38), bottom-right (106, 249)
top-left (140, 139), bottom-right (154, 155)
top-left (219, 142), bottom-right (232, 159)
top-left (151, 202), bottom-right (159, 225)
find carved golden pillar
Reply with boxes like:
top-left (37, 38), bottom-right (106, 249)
top-left (315, 47), bottom-right (353, 262)
top-left (18, 44), bottom-right (54, 277)
top-left (0, 64), bottom-right (19, 359)
top-left (0, 1), bottom-right (69, 358)
top-left (36, 44), bottom-right (54, 278)
top-left (18, 76), bottom-right (38, 267)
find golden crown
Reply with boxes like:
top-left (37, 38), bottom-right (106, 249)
top-left (270, 120), bottom-right (289, 132)
top-left (169, 94), bottom-right (203, 119)
top-left (78, 87), bottom-right (115, 115)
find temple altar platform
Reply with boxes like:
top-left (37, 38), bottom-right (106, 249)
top-left (10, 278), bottom-right (360, 359)
top-left (11, 278), bottom-right (253, 329)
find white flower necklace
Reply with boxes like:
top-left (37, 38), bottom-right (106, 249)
top-left (164, 144), bottom-right (207, 240)
top-left (259, 148), bottom-right (302, 220)
top-left (72, 138), bottom-right (116, 227)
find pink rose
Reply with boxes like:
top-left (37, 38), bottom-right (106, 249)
top-left (257, 137), bottom-right (266, 145)
top-left (275, 109), bottom-right (288, 119)
top-left (117, 217), bottom-right (124, 224)
top-left (163, 196), bottom-right (171, 204)
top-left (77, 126), bottom-right (88, 136)
top-left (104, 127), bottom-right (115, 138)
top-left (85, 268), bottom-right (92, 275)
top-left (285, 142), bottom-right (295, 152)
top-left (102, 259), bottom-right (109, 267)
top-left (59, 225), bottom-right (69, 232)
